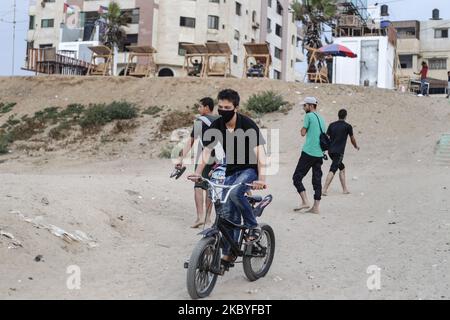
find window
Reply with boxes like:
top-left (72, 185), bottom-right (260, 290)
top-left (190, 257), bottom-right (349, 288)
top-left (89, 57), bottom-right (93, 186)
top-left (396, 27), bottom-right (416, 38)
top-left (292, 35), bottom-right (295, 45)
top-left (26, 41), bottom-right (34, 52)
top-left (209, 0), bottom-right (220, 2)
top-left (267, 18), bottom-right (271, 33)
top-left (275, 24), bottom-right (282, 37)
top-left (233, 55), bottom-right (238, 63)
top-left (43, 0), bottom-right (55, 3)
top-left (119, 34), bottom-right (138, 52)
top-left (252, 10), bottom-right (257, 23)
top-left (274, 47), bottom-right (282, 60)
top-left (234, 29), bottom-right (240, 40)
top-left (291, 60), bottom-right (294, 68)
top-left (429, 58), bottom-right (447, 70)
top-left (235, 2), bottom-right (242, 16)
top-left (399, 55), bottom-right (413, 69)
top-left (268, 0), bottom-right (272, 8)
top-left (180, 16), bottom-right (196, 28)
top-left (208, 15), bottom-right (219, 29)
top-left (435, 28), bottom-right (448, 39)
top-left (276, 1), bottom-right (283, 15)
top-left (29, 16), bottom-right (35, 30)
top-left (274, 70), bottom-right (281, 79)
top-left (122, 9), bottom-right (140, 24)
top-left (39, 44), bottom-right (53, 49)
top-left (41, 19), bottom-right (54, 28)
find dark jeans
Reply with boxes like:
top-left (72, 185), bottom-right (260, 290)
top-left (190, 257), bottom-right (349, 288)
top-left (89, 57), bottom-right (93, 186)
top-left (329, 153), bottom-right (345, 174)
top-left (420, 79), bottom-right (429, 95)
top-left (292, 152), bottom-right (323, 201)
top-left (221, 168), bottom-right (258, 255)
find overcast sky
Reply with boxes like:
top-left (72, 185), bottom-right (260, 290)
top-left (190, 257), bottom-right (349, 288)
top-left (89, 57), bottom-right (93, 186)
top-left (0, 0), bottom-right (449, 76)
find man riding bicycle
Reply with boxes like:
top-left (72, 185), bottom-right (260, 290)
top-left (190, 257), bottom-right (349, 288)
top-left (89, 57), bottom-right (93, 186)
top-left (188, 89), bottom-right (267, 267)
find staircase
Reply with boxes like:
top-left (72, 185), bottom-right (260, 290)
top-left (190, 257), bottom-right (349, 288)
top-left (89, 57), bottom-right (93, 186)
top-left (435, 134), bottom-right (450, 166)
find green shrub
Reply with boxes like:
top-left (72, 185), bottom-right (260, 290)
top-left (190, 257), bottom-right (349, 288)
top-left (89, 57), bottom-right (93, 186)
top-left (106, 101), bottom-right (138, 120)
top-left (59, 104), bottom-right (85, 119)
top-left (0, 102), bottom-right (16, 114)
top-left (8, 118), bottom-right (46, 141)
top-left (5, 115), bottom-right (20, 128)
top-left (0, 132), bottom-right (12, 154)
top-left (34, 107), bottom-right (60, 123)
top-left (79, 101), bottom-right (138, 129)
top-left (244, 91), bottom-right (288, 114)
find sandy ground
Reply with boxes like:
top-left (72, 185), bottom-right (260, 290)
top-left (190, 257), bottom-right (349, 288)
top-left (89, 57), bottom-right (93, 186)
top-left (1, 77), bottom-right (450, 299)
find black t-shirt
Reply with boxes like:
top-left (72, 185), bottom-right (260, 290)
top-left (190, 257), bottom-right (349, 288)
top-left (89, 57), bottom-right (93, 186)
top-left (326, 120), bottom-right (353, 154)
top-left (204, 113), bottom-right (265, 176)
top-left (190, 114), bottom-right (219, 146)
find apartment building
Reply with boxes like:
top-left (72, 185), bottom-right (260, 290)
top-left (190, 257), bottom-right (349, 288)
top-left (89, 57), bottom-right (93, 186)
top-left (393, 9), bottom-right (450, 80)
top-left (26, 0), bottom-right (302, 81)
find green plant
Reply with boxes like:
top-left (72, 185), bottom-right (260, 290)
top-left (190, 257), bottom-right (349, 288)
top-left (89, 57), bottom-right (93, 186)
top-left (5, 115), bottom-right (20, 127)
top-left (8, 118), bottom-right (46, 141)
top-left (244, 91), bottom-right (288, 114)
top-left (79, 101), bottom-right (138, 130)
top-left (0, 102), bottom-right (16, 114)
top-left (291, 0), bottom-right (337, 69)
top-left (59, 104), bottom-right (85, 119)
top-left (34, 107), bottom-right (60, 124)
top-left (0, 132), bottom-right (12, 154)
top-left (106, 101), bottom-right (138, 120)
top-left (101, 1), bottom-right (129, 49)
top-left (79, 104), bottom-right (110, 129)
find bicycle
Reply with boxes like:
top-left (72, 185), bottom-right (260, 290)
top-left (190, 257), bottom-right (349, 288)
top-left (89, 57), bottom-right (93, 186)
top-left (184, 167), bottom-right (275, 299)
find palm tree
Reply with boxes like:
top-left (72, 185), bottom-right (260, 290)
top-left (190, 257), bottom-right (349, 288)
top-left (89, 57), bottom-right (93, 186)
top-left (292, 0), bottom-right (337, 73)
top-left (100, 1), bottom-right (129, 75)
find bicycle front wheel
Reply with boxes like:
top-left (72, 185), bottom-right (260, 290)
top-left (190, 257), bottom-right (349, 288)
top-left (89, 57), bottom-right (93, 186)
top-left (186, 237), bottom-right (219, 299)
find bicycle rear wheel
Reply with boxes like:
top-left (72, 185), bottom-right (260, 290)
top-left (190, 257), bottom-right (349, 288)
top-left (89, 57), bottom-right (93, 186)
top-left (186, 237), bottom-right (219, 299)
top-left (242, 223), bottom-right (275, 282)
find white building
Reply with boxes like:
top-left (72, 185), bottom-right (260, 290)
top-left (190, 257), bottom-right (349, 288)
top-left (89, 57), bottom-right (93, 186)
top-left (26, 0), bottom-right (302, 81)
top-left (333, 36), bottom-right (396, 89)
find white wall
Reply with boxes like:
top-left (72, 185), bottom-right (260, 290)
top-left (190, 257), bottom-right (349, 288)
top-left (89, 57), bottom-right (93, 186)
top-left (333, 39), bottom-right (360, 85)
top-left (333, 36), bottom-right (395, 89)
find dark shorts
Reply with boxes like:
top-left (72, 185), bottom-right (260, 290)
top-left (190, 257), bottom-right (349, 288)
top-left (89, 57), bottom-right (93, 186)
top-left (194, 164), bottom-right (213, 190)
top-left (329, 153), bottom-right (345, 173)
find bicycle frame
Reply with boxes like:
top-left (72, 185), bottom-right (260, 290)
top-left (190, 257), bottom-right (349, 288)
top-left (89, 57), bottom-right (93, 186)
top-left (196, 178), bottom-right (253, 273)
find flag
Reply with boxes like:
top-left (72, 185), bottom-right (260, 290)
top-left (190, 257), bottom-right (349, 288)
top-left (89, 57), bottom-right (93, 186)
top-left (63, 3), bottom-right (75, 15)
top-left (98, 5), bottom-right (109, 14)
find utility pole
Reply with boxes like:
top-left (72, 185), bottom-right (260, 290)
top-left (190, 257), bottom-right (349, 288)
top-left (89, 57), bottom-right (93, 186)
top-left (12, 0), bottom-right (16, 76)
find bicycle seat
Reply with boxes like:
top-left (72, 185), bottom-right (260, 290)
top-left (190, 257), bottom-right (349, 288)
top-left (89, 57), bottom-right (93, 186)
top-left (246, 195), bottom-right (263, 204)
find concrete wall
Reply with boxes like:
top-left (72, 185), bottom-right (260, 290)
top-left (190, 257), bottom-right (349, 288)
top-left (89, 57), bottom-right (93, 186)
top-left (419, 19), bottom-right (450, 80)
top-left (395, 19), bottom-right (450, 80)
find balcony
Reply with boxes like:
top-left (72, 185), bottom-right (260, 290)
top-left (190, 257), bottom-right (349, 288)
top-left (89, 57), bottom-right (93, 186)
top-left (397, 38), bottom-right (420, 55)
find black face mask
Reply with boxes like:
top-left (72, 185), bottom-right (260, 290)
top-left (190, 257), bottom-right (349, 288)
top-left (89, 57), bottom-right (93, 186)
top-left (218, 109), bottom-right (236, 123)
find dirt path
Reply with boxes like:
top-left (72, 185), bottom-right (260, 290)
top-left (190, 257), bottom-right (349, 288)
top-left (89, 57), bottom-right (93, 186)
top-left (1, 78), bottom-right (450, 299)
